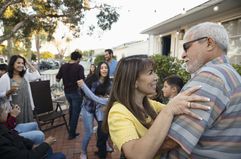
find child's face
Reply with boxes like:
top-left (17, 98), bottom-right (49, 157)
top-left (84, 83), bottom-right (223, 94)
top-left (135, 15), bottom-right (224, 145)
top-left (162, 81), bottom-right (177, 98)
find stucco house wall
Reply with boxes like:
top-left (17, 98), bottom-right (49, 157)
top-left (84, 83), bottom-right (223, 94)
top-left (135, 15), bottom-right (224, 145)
top-left (113, 40), bottom-right (149, 60)
top-left (141, 0), bottom-right (241, 64)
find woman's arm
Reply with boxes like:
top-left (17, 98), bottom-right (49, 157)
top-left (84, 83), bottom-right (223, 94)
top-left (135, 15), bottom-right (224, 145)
top-left (0, 73), bottom-right (13, 98)
top-left (77, 80), bottom-right (108, 105)
top-left (25, 68), bottom-right (41, 82)
top-left (25, 60), bottom-right (37, 73)
top-left (121, 86), bottom-right (210, 159)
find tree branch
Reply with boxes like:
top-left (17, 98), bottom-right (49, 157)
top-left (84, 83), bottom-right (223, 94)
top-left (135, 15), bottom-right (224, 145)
top-left (0, 19), bottom-right (26, 43)
top-left (0, 12), bottom-right (72, 43)
top-left (0, 0), bottom-right (22, 17)
top-left (0, 2), bottom-right (115, 43)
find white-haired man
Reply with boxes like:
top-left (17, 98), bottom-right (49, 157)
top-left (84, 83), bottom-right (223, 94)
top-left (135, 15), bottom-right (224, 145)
top-left (161, 22), bottom-right (241, 159)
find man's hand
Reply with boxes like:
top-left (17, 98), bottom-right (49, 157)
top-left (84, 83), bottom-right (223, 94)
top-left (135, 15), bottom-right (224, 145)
top-left (10, 105), bottom-right (21, 117)
top-left (44, 136), bottom-right (57, 146)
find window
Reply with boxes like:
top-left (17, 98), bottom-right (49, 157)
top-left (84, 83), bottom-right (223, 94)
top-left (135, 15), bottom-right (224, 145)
top-left (222, 18), bottom-right (241, 64)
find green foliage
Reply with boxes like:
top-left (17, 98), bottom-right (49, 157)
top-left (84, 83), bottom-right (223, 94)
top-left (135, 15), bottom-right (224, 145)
top-left (151, 55), bottom-right (241, 83)
top-left (151, 54), bottom-right (191, 84)
top-left (0, 0), bottom-right (120, 43)
top-left (151, 55), bottom-right (241, 103)
top-left (94, 54), bottom-right (105, 65)
top-left (150, 55), bottom-right (189, 103)
top-left (96, 4), bottom-right (119, 30)
top-left (78, 49), bottom-right (94, 59)
top-left (0, 44), bottom-right (6, 55)
top-left (31, 53), bottom-right (37, 61)
top-left (232, 64), bottom-right (241, 76)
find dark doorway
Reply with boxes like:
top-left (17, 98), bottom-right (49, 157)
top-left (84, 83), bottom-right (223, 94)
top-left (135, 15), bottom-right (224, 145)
top-left (162, 35), bottom-right (171, 56)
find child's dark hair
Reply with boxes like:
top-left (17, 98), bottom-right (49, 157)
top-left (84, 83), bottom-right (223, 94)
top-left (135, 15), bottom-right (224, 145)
top-left (0, 64), bottom-right (8, 72)
top-left (163, 75), bottom-right (184, 93)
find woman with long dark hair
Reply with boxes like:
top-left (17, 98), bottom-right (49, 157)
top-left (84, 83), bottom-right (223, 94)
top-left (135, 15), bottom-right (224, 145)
top-left (80, 61), bottom-right (111, 159)
top-left (87, 64), bottom-right (96, 78)
top-left (0, 55), bottom-right (41, 123)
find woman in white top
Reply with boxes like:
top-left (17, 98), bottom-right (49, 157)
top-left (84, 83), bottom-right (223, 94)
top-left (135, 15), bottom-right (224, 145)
top-left (0, 55), bottom-right (41, 123)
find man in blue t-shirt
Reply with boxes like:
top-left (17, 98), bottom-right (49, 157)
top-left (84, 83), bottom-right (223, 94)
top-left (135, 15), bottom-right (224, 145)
top-left (104, 49), bottom-right (117, 78)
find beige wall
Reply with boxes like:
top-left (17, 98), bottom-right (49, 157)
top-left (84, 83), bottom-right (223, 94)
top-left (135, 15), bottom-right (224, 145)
top-left (113, 41), bottom-right (149, 60)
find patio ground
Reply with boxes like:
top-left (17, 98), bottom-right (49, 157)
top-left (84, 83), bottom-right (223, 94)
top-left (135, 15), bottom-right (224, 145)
top-left (45, 113), bottom-right (121, 159)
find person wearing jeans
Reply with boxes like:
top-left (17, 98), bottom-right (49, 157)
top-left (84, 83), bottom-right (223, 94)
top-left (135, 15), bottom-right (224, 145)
top-left (79, 62), bottom-right (111, 159)
top-left (0, 97), bottom-right (66, 159)
top-left (5, 104), bottom-right (45, 144)
top-left (56, 51), bottom-right (85, 140)
top-left (15, 122), bottom-right (45, 144)
top-left (65, 91), bottom-right (83, 139)
top-left (81, 106), bottom-right (94, 157)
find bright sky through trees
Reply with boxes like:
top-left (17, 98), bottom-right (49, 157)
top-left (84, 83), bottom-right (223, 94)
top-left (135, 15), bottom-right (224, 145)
top-left (41, 0), bottom-right (208, 53)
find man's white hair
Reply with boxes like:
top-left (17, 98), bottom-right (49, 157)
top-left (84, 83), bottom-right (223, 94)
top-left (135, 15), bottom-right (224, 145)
top-left (184, 22), bottom-right (229, 54)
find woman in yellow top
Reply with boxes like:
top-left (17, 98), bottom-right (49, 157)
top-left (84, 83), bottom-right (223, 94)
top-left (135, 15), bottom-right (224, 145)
top-left (103, 55), bottom-right (210, 159)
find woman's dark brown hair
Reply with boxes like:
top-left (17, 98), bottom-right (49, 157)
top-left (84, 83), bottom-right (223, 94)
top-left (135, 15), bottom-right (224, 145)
top-left (103, 55), bottom-right (158, 132)
top-left (8, 55), bottom-right (26, 78)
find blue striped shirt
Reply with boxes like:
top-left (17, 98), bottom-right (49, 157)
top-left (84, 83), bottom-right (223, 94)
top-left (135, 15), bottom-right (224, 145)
top-left (161, 55), bottom-right (241, 159)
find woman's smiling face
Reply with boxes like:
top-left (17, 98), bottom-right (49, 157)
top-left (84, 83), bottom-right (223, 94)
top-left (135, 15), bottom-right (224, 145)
top-left (135, 66), bottom-right (158, 96)
top-left (13, 58), bottom-right (25, 73)
top-left (100, 63), bottom-right (108, 78)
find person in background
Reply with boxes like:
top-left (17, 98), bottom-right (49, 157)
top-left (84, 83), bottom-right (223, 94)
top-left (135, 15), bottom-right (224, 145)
top-left (77, 79), bottom-right (114, 156)
top-left (5, 103), bottom-right (45, 144)
top-left (102, 55), bottom-right (210, 159)
top-left (160, 22), bottom-right (241, 159)
top-left (87, 64), bottom-right (96, 79)
top-left (85, 63), bottom-right (98, 89)
top-left (162, 75), bottom-right (184, 100)
top-left (56, 51), bottom-right (85, 140)
top-left (0, 97), bottom-right (66, 159)
top-left (0, 63), bottom-right (8, 78)
top-left (0, 55), bottom-right (41, 123)
top-left (104, 49), bottom-right (117, 78)
top-left (79, 61), bottom-right (112, 159)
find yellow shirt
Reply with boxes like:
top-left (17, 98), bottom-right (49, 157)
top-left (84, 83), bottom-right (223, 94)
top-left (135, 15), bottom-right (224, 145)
top-left (108, 99), bottom-right (166, 159)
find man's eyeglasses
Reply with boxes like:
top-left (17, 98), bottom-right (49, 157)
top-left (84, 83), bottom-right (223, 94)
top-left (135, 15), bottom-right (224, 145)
top-left (183, 37), bottom-right (208, 52)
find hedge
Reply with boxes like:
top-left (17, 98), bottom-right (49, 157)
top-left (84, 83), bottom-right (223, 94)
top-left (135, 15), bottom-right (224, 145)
top-left (151, 54), bottom-right (241, 84)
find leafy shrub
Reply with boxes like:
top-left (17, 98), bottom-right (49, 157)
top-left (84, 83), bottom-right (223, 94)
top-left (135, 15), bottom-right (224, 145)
top-left (151, 55), bottom-right (241, 84)
top-left (151, 54), bottom-right (190, 84)
top-left (94, 54), bottom-right (117, 66)
top-left (232, 64), bottom-right (241, 76)
top-left (94, 54), bottom-right (105, 65)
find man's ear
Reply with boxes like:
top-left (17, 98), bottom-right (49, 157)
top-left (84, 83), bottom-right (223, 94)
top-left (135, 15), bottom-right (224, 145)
top-left (207, 37), bottom-right (216, 51)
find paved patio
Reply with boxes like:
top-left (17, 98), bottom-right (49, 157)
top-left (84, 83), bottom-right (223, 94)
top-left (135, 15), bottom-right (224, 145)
top-left (45, 113), bottom-right (121, 159)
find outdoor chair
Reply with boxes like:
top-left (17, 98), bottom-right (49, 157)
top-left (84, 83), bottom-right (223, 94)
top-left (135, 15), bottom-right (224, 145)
top-left (30, 80), bottom-right (69, 132)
